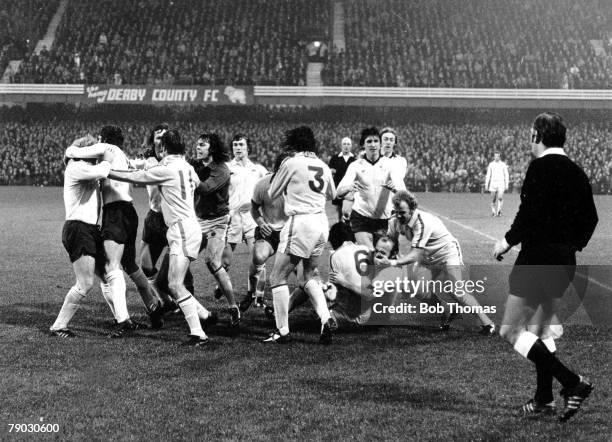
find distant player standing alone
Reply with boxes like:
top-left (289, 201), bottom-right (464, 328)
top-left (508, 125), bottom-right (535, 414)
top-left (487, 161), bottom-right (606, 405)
top-left (485, 152), bottom-right (509, 217)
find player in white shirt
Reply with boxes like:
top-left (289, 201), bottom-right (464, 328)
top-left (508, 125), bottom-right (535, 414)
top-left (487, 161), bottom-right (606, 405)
top-left (239, 152), bottom-right (290, 314)
top-left (65, 126), bottom-right (158, 336)
top-left (264, 126), bottom-right (336, 344)
top-left (485, 152), bottom-right (509, 217)
top-left (377, 191), bottom-right (496, 335)
top-left (50, 136), bottom-right (113, 337)
top-left (380, 127), bottom-right (408, 181)
top-left (288, 223), bottom-right (395, 330)
top-left (108, 129), bottom-right (216, 347)
top-left (215, 134), bottom-right (268, 299)
top-left (337, 127), bottom-right (406, 249)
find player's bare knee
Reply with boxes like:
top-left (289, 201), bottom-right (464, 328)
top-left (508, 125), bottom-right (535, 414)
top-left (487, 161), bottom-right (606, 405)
top-left (253, 249), bottom-right (269, 265)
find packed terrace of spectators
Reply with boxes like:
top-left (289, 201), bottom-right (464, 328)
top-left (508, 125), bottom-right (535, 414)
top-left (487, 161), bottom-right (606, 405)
top-left (8, 0), bottom-right (612, 89)
top-left (1, 106), bottom-right (610, 194)
top-left (11, 0), bottom-right (329, 85)
top-left (0, 0), bottom-right (59, 77)
top-left (323, 0), bottom-right (612, 88)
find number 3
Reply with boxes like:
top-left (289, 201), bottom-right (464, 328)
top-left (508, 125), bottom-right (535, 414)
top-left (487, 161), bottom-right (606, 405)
top-left (308, 166), bottom-right (324, 193)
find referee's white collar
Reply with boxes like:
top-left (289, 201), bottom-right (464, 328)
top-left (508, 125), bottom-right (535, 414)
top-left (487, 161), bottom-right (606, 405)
top-left (338, 151), bottom-right (354, 157)
top-left (539, 147), bottom-right (567, 158)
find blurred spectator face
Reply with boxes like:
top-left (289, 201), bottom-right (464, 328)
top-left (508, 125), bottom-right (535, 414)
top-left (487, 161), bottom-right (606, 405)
top-left (232, 137), bottom-right (248, 161)
top-left (154, 128), bottom-right (167, 157)
top-left (341, 137), bottom-right (352, 154)
top-left (196, 137), bottom-right (210, 161)
top-left (363, 135), bottom-right (380, 161)
top-left (381, 132), bottom-right (396, 157)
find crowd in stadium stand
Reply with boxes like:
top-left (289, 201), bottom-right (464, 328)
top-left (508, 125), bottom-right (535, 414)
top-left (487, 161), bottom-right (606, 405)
top-left (8, 0), bottom-right (612, 89)
top-left (10, 0), bottom-right (328, 85)
top-left (323, 0), bottom-right (612, 88)
top-left (1, 106), bottom-right (610, 194)
top-left (0, 0), bottom-right (59, 77)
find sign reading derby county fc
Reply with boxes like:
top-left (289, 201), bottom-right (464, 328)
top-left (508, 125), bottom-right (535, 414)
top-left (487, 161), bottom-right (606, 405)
top-left (85, 85), bottom-right (253, 105)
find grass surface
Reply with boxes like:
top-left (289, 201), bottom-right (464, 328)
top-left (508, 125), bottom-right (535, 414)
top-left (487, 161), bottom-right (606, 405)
top-left (0, 187), bottom-right (610, 441)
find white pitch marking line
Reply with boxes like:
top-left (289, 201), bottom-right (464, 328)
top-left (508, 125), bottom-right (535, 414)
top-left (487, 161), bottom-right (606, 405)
top-left (423, 206), bottom-right (612, 293)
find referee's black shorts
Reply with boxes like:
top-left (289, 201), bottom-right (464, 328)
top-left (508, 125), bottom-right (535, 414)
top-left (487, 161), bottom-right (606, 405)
top-left (101, 201), bottom-right (139, 270)
top-left (62, 220), bottom-right (105, 270)
top-left (509, 245), bottom-right (576, 301)
top-left (349, 210), bottom-right (388, 234)
top-left (142, 209), bottom-right (168, 247)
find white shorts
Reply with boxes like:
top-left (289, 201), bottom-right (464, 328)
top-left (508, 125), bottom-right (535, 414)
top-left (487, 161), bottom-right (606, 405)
top-left (488, 183), bottom-right (505, 195)
top-left (226, 210), bottom-right (256, 244)
top-left (167, 218), bottom-right (202, 261)
top-left (279, 212), bottom-right (329, 258)
top-left (428, 239), bottom-right (463, 266)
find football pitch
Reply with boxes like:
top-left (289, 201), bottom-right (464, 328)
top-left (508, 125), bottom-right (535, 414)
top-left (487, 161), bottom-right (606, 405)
top-left (1, 187), bottom-right (610, 441)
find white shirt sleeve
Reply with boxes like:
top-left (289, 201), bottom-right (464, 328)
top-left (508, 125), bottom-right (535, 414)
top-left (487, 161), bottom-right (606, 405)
top-left (69, 160), bottom-right (111, 181)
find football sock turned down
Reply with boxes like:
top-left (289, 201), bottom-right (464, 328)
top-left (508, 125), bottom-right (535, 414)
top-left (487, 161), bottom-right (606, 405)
top-left (106, 269), bottom-right (130, 323)
top-left (272, 285), bottom-right (290, 335)
top-left (304, 279), bottom-right (331, 324)
top-left (51, 285), bottom-right (86, 330)
top-left (514, 331), bottom-right (579, 389)
top-left (129, 268), bottom-right (159, 312)
top-left (100, 282), bottom-right (116, 317)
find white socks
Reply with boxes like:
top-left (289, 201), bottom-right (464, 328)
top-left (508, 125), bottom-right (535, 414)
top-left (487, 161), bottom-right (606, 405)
top-left (177, 295), bottom-right (206, 338)
top-left (100, 282), bottom-right (116, 317)
top-left (304, 279), bottom-right (331, 324)
top-left (106, 269), bottom-right (129, 323)
top-left (272, 285), bottom-right (290, 335)
top-left (51, 285), bottom-right (86, 330)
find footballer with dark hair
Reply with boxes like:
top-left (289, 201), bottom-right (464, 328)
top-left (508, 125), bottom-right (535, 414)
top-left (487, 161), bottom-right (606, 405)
top-left (264, 126), bottom-right (336, 344)
top-left (336, 127), bottom-right (406, 250)
top-left (494, 112), bottom-right (598, 421)
top-left (238, 151), bottom-right (292, 314)
top-left (108, 129), bottom-right (215, 346)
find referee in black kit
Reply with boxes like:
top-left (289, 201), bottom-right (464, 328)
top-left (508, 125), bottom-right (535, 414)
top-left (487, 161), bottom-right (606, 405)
top-left (493, 112), bottom-right (598, 422)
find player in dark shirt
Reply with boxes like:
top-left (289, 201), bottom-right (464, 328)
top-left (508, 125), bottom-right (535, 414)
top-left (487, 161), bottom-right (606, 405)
top-left (494, 112), bottom-right (598, 422)
top-left (190, 133), bottom-right (240, 329)
top-left (328, 136), bottom-right (355, 221)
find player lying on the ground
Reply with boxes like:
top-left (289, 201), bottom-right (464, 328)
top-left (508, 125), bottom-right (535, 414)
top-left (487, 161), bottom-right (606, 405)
top-left (65, 126), bottom-right (159, 336)
top-left (376, 190), bottom-right (496, 335)
top-left (108, 129), bottom-right (216, 347)
top-left (485, 152), bottom-right (509, 217)
top-left (239, 152), bottom-right (292, 315)
top-left (51, 136), bottom-right (114, 338)
top-left (264, 126), bottom-right (336, 344)
top-left (288, 223), bottom-right (390, 329)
